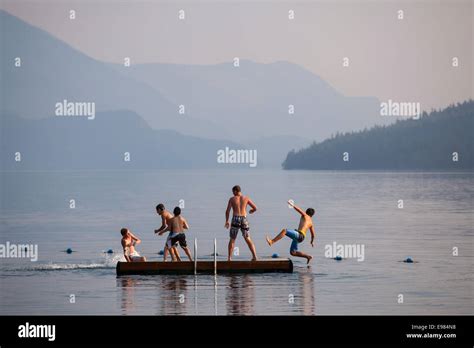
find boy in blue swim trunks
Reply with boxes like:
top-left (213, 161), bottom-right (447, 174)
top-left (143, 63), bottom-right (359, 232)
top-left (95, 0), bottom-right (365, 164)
top-left (266, 200), bottom-right (315, 264)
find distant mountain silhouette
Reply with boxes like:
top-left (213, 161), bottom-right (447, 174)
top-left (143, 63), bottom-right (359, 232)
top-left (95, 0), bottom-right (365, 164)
top-left (0, 10), bottom-right (223, 140)
top-left (0, 110), bottom-right (244, 170)
top-left (247, 135), bottom-right (310, 168)
top-left (113, 60), bottom-right (386, 143)
top-left (1, 10), bottom-right (388, 148)
top-left (283, 101), bottom-right (474, 170)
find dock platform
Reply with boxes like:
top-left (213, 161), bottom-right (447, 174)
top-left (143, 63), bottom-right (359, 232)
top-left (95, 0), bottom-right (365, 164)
top-left (116, 258), bottom-right (293, 275)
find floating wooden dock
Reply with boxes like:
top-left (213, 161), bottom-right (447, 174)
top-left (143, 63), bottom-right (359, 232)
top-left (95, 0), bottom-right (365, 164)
top-left (116, 259), bottom-right (293, 275)
top-left (117, 238), bottom-right (293, 275)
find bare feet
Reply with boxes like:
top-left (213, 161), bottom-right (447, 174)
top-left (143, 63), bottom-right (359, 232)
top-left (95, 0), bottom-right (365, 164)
top-left (266, 236), bottom-right (273, 246)
top-left (306, 255), bottom-right (313, 265)
top-left (251, 257), bottom-right (258, 261)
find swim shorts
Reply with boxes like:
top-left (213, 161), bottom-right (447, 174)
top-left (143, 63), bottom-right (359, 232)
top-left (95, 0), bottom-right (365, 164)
top-left (230, 215), bottom-right (250, 239)
top-left (168, 233), bottom-right (187, 248)
top-left (285, 229), bottom-right (305, 252)
top-left (165, 232), bottom-right (172, 249)
top-left (129, 250), bottom-right (142, 261)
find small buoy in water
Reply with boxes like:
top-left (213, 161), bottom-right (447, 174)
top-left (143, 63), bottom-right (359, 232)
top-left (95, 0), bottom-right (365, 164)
top-left (107, 249), bottom-right (114, 254)
top-left (272, 253), bottom-right (279, 258)
top-left (66, 248), bottom-right (73, 254)
top-left (158, 250), bottom-right (164, 255)
top-left (334, 255), bottom-right (343, 261)
top-left (404, 257), bottom-right (414, 263)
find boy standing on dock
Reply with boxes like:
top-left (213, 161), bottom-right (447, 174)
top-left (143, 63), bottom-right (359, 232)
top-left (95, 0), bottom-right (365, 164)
top-left (225, 185), bottom-right (258, 261)
top-left (154, 203), bottom-right (181, 261)
top-left (266, 201), bottom-right (315, 264)
top-left (160, 207), bottom-right (193, 262)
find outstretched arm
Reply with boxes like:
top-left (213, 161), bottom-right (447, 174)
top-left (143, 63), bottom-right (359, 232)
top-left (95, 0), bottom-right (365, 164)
top-left (225, 199), bottom-right (231, 228)
top-left (155, 215), bottom-right (168, 234)
top-left (287, 200), bottom-right (305, 216)
top-left (248, 199), bottom-right (257, 214)
top-left (309, 225), bottom-right (315, 247)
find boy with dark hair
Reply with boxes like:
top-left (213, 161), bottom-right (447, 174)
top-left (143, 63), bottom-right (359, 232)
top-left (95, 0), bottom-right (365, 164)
top-left (154, 203), bottom-right (181, 261)
top-left (225, 185), bottom-right (258, 261)
top-left (159, 206), bottom-right (193, 262)
top-left (266, 201), bottom-right (315, 264)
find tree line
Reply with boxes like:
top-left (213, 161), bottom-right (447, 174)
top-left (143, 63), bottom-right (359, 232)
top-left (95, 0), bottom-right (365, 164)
top-left (283, 100), bottom-right (473, 170)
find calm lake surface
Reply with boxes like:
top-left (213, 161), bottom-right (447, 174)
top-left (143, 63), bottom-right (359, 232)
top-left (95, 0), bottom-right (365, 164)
top-left (0, 170), bottom-right (472, 315)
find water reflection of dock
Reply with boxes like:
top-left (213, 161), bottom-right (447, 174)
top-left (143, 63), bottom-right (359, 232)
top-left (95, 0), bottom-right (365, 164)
top-left (118, 277), bottom-right (137, 314)
top-left (225, 274), bottom-right (255, 315)
top-left (117, 269), bottom-right (316, 315)
top-left (156, 276), bottom-right (188, 315)
top-left (223, 269), bottom-right (316, 315)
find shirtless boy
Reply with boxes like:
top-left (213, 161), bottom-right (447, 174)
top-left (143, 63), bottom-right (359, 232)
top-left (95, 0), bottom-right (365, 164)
top-left (159, 207), bottom-right (193, 262)
top-left (266, 200), bottom-right (315, 264)
top-left (154, 203), bottom-right (180, 261)
top-left (225, 185), bottom-right (258, 261)
top-left (121, 228), bottom-right (146, 262)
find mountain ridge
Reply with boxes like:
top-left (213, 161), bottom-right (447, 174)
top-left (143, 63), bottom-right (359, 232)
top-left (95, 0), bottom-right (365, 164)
top-left (283, 101), bottom-right (474, 170)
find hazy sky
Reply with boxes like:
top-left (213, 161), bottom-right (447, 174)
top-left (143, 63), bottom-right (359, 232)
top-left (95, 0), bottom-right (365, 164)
top-left (2, 0), bottom-right (472, 110)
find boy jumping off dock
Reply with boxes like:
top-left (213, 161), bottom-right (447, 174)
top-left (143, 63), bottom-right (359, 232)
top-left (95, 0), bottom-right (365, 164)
top-left (266, 201), bottom-right (315, 264)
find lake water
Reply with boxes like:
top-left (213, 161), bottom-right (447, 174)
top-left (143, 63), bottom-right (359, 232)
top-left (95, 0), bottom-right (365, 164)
top-left (0, 170), bottom-right (472, 315)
